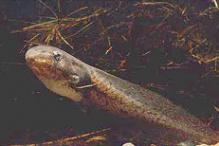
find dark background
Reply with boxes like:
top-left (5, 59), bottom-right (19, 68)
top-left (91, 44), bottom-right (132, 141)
top-left (0, 0), bottom-right (218, 145)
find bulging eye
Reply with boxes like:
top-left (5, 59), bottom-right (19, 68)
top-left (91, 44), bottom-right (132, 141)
top-left (70, 74), bottom-right (80, 85)
top-left (52, 51), bottom-right (61, 61)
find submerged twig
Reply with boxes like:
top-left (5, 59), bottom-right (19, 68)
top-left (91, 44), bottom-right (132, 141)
top-left (10, 128), bottom-right (110, 146)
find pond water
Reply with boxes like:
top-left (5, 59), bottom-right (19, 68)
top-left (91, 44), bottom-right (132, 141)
top-left (0, 0), bottom-right (218, 145)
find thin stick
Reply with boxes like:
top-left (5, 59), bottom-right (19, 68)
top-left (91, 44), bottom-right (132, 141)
top-left (38, 0), bottom-right (58, 19)
top-left (10, 128), bottom-right (110, 146)
top-left (212, 0), bottom-right (219, 8)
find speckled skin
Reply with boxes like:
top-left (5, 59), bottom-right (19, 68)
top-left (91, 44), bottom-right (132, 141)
top-left (25, 45), bottom-right (219, 145)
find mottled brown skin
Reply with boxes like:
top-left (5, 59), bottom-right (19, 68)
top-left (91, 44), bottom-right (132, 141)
top-left (25, 45), bottom-right (219, 145)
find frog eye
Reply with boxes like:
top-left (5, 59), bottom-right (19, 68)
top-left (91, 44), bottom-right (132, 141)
top-left (70, 74), bottom-right (80, 85)
top-left (52, 51), bottom-right (61, 61)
